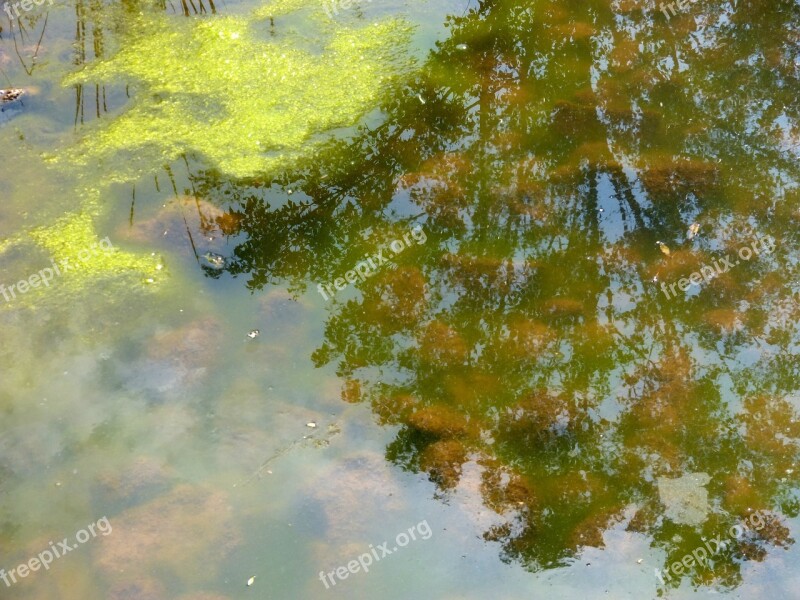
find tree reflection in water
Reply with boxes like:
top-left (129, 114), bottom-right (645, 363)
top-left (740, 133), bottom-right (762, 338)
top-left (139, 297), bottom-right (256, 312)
top-left (146, 0), bottom-right (800, 590)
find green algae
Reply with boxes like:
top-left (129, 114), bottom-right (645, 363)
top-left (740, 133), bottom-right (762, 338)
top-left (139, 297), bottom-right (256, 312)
top-left (0, 194), bottom-right (164, 309)
top-left (29, 212), bottom-right (162, 285)
top-left (59, 3), bottom-right (415, 181)
top-left (253, 0), bottom-right (317, 18)
top-left (10, 0), bottom-right (413, 306)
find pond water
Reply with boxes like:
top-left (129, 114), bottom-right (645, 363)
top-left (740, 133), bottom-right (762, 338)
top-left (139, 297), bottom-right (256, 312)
top-left (1, 0), bottom-right (800, 598)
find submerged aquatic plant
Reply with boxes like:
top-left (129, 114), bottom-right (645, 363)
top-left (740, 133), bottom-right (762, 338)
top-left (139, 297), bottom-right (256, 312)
top-left (59, 0), bottom-right (415, 181)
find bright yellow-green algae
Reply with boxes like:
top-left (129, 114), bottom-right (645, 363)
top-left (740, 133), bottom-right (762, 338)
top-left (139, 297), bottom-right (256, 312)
top-left (59, 2), bottom-right (415, 181)
top-left (29, 211), bottom-right (162, 288)
top-left (16, 0), bottom-right (413, 306)
top-left (254, 0), bottom-right (319, 17)
top-left (0, 193), bottom-right (164, 309)
top-left (4, 0), bottom-right (410, 306)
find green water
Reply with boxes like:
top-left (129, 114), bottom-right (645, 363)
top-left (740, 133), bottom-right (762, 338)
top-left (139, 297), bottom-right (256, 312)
top-left (1, 0), bottom-right (800, 597)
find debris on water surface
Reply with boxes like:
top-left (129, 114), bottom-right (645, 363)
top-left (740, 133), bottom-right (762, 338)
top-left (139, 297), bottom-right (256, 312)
top-left (687, 223), bottom-right (701, 239)
top-left (247, 329), bottom-right (260, 339)
top-left (237, 419), bottom-right (341, 487)
top-left (202, 252), bottom-right (227, 269)
top-left (657, 472), bottom-right (711, 526)
top-left (0, 88), bottom-right (25, 104)
top-left (0, 89), bottom-right (26, 123)
top-left (656, 241), bottom-right (671, 256)
top-left (247, 575), bottom-right (256, 586)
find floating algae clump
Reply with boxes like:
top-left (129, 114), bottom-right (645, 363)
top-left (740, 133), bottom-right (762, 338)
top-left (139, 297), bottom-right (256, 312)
top-left (657, 472), bottom-right (711, 527)
top-left (17, 0), bottom-right (412, 306)
top-left (29, 211), bottom-right (161, 287)
top-left (1, 197), bottom-right (163, 309)
top-left (59, 2), bottom-right (415, 181)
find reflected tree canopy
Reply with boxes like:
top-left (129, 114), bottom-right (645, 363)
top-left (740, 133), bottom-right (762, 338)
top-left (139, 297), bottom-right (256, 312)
top-left (73, 0), bottom-right (800, 591)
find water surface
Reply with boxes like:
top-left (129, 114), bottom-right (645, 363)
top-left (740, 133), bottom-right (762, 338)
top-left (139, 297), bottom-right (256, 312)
top-left (1, 0), bottom-right (800, 598)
